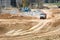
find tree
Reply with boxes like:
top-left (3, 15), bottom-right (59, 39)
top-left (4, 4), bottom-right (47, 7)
top-left (37, 0), bottom-right (43, 8)
top-left (0, 0), bottom-right (2, 13)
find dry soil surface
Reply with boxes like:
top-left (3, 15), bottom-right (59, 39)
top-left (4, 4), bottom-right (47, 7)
top-left (0, 9), bottom-right (60, 40)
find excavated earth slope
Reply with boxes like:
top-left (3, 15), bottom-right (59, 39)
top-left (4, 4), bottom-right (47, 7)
top-left (0, 9), bottom-right (60, 40)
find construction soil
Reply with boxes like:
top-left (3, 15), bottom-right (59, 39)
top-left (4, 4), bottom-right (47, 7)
top-left (0, 13), bottom-right (38, 20)
top-left (0, 9), bottom-right (60, 40)
top-left (0, 13), bottom-right (40, 35)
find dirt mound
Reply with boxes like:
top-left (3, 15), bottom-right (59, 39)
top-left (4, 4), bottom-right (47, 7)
top-left (38, 18), bottom-right (60, 33)
top-left (47, 18), bottom-right (60, 31)
top-left (0, 14), bottom-right (37, 20)
top-left (47, 9), bottom-right (60, 19)
top-left (0, 24), bottom-right (9, 34)
top-left (50, 9), bottom-right (60, 14)
top-left (9, 16), bottom-right (37, 20)
top-left (0, 21), bottom-right (38, 34)
top-left (0, 13), bottom-right (11, 19)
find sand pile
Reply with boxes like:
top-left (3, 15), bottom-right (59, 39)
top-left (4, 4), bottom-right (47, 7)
top-left (47, 9), bottom-right (60, 19)
top-left (0, 14), bottom-right (11, 19)
top-left (50, 9), bottom-right (60, 14)
top-left (38, 18), bottom-right (60, 33)
top-left (49, 18), bottom-right (60, 31)
top-left (9, 16), bottom-right (37, 20)
top-left (0, 21), bottom-right (38, 35)
top-left (33, 19), bottom-right (60, 40)
top-left (0, 14), bottom-right (37, 19)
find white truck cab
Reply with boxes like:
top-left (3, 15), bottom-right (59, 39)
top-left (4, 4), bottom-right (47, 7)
top-left (40, 13), bottom-right (46, 19)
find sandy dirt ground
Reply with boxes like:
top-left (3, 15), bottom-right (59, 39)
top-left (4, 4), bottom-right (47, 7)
top-left (0, 9), bottom-right (60, 40)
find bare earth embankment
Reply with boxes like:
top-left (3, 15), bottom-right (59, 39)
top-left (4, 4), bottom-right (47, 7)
top-left (0, 9), bottom-right (60, 40)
